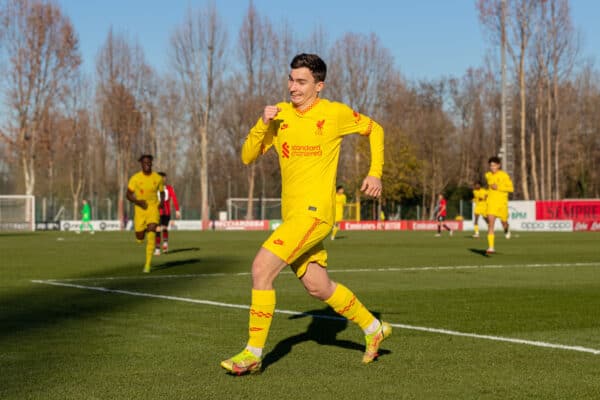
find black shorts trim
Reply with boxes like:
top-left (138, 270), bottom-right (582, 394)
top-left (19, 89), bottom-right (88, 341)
top-left (160, 215), bottom-right (171, 226)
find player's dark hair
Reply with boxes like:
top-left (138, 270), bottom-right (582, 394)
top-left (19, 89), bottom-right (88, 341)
top-left (139, 154), bottom-right (153, 162)
top-left (336, 185), bottom-right (343, 191)
top-left (488, 156), bottom-right (502, 165)
top-left (158, 172), bottom-right (166, 177)
top-left (291, 53), bottom-right (327, 83)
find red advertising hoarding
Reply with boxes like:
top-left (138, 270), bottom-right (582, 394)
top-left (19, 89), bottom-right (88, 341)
top-left (213, 220), bottom-right (269, 230)
top-left (340, 221), bottom-right (408, 231)
top-left (409, 220), bottom-right (463, 231)
top-left (572, 220), bottom-right (600, 231)
top-left (536, 200), bottom-right (600, 221)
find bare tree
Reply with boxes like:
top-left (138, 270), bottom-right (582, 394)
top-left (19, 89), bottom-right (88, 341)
top-left (62, 72), bottom-right (92, 218)
top-left (0, 0), bottom-right (80, 195)
top-left (328, 32), bottom-right (395, 205)
top-left (171, 2), bottom-right (227, 227)
top-left (96, 28), bottom-right (147, 226)
top-left (541, 0), bottom-right (577, 199)
top-left (234, 2), bottom-right (275, 219)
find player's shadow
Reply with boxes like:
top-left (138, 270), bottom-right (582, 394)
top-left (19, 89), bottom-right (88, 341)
top-left (261, 308), bottom-right (390, 371)
top-left (330, 235), bottom-right (347, 240)
top-left (468, 248), bottom-right (490, 257)
top-left (162, 247), bottom-right (200, 255)
top-left (152, 258), bottom-right (203, 271)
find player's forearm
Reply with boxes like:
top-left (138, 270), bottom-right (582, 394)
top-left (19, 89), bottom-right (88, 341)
top-left (241, 119), bottom-right (269, 165)
top-left (126, 190), bottom-right (137, 204)
top-left (366, 122), bottom-right (384, 178)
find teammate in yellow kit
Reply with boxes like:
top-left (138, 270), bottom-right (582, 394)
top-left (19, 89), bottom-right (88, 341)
top-left (472, 182), bottom-right (488, 238)
top-left (331, 185), bottom-right (346, 240)
top-left (485, 156), bottom-right (513, 254)
top-left (221, 53), bottom-right (390, 375)
top-left (126, 154), bottom-right (165, 272)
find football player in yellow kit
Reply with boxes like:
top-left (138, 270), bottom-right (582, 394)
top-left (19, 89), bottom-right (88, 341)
top-left (221, 53), bottom-right (390, 375)
top-left (331, 185), bottom-right (347, 240)
top-left (126, 154), bottom-right (165, 272)
top-left (472, 182), bottom-right (488, 238)
top-left (485, 156), bottom-right (513, 254)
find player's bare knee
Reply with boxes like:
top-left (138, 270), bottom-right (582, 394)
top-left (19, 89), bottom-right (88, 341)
top-left (250, 259), bottom-right (277, 290)
top-left (301, 268), bottom-right (335, 300)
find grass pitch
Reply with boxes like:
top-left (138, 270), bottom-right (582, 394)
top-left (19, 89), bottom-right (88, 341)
top-left (1, 230), bottom-right (600, 399)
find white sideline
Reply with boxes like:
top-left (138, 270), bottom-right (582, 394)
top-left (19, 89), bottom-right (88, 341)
top-left (38, 261), bottom-right (600, 283)
top-left (31, 279), bottom-right (600, 356)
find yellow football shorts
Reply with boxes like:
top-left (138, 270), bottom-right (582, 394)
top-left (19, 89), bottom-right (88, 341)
top-left (474, 203), bottom-right (488, 216)
top-left (262, 215), bottom-right (332, 278)
top-left (133, 204), bottom-right (160, 232)
top-left (486, 201), bottom-right (508, 222)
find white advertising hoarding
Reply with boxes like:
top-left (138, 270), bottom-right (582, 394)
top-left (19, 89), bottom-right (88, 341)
top-left (61, 220), bottom-right (121, 231)
top-left (514, 220), bottom-right (573, 232)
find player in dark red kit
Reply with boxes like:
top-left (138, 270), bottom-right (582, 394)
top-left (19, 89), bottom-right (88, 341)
top-left (434, 193), bottom-right (453, 237)
top-left (155, 172), bottom-right (181, 255)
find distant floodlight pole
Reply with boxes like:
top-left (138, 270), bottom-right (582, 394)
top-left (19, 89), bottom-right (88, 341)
top-left (499, 0), bottom-right (513, 178)
top-left (500, 0), bottom-right (507, 167)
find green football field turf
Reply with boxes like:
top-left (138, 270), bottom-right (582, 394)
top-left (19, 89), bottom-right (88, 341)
top-left (1, 230), bottom-right (599, 399)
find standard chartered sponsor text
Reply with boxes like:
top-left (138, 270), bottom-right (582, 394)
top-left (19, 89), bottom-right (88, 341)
top-left (291, 144), bottom-right (322, 157)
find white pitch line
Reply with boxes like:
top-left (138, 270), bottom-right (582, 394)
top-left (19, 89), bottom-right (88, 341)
top-left (31, 279), bottom-right (600, 356)
top-left (41, 261), bottom-right (600, 283)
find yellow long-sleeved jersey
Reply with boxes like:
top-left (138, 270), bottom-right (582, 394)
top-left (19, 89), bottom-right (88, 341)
top-left (127, 171), bottom-right (164, 209)
top-left (485, 170), bottom-right (513, 206)
top-left (241, 98), bottom-right (384, 225)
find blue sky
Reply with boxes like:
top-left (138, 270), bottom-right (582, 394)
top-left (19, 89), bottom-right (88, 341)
top-left (57, 0), bottom-right (599, 81)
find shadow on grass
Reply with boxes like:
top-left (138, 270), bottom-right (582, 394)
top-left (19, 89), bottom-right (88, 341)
top-left (331, 235), bottom-right (347, 240)
top-left (261, 308), bottom-right (390, 371)
top-left (468, 248), bottom-right (491, 257)
top-left (0, 255), bottom-right (242, 340)
top-left (152, 257), bottom-right (202, 271)
top-left (162, 247), bottom-right (200, 255)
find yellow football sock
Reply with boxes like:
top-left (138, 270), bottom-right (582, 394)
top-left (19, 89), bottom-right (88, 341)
top-left (487, 233), bottom-right (495, 249)
top-left (331, 226), bottom-right (339, 239)
top-left (325, 283), bottom-right (374, 330)
top-left (474, 225), bottom-right (479, 235)
top-left (145, 231), bottom-right (156, 267)
top-left (247, 289), bottom-right (276, 349)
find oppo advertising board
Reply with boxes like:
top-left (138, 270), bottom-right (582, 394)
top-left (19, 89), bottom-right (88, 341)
top-left (170, 220), bottom-right (203, 230)
top-left (61, 220), bottom-right (121, 231)
top-left (515, 220), bottom-right (573, 232)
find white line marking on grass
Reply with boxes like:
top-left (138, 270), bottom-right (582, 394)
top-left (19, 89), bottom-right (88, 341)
top-left (43, 261), bottom-right (600, 282)
top-left (31, 279), bottom-right (600, 356)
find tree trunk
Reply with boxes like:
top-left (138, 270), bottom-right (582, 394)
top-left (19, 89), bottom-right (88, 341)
top-left (519, 49), bottom-right (529, 200)
top-left (200, 124), bottom-right (210, 229)
top-left (117, 154), bottom-right (125, 229)
top-left (530, 131), bottom-right (539, 199)
top-left (545, 80), bottom-right (552, 199)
